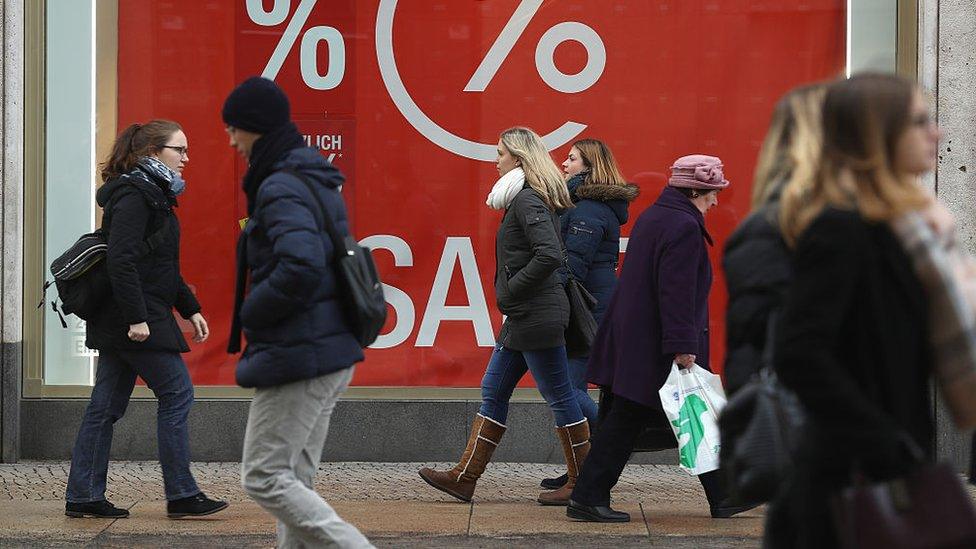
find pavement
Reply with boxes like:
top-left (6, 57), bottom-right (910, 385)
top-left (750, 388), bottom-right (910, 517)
top-left (0, 461), bottom-right (766, 547)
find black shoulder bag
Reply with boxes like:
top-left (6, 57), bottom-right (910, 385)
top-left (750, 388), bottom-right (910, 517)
top-left (285, 169), bottom-right (387, 348)
top-left (718, 311), bottom-right (805, 505)
top-left (554, 215), bottom-right (598, 359)
top-left (40, 209), bottom-right (172, 327)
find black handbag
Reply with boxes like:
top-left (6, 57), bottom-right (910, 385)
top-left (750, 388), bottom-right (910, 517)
top-left (598, 387), bottom-right (678, 452)
top-left (833, 438), bottom-right (976, 549)
top-left (286, 170), bottom-right (387, 348)
top-left (565, 275), bottom-right (598, 358)
top-left (718, 312), bottom-right (805, 504)
top-left (554, 217), bottom-right (599, 358)
top-left (719, 367), bottom-right (804, 503)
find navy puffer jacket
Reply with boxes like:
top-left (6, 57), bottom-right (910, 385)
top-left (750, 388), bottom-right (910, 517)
top-left (235, 147), bottom-right (364, 387)
top-left (559, 174), bottom-right (639, 324)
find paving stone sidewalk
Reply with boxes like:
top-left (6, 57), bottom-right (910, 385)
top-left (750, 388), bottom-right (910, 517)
top-left (0, 461), bottom-right (705, 503)
top-left (0, 461), bottom-right (764, 548)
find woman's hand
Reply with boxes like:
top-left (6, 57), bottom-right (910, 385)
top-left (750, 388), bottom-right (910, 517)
top-left (675, 354), bottom-right (697, 368)
top-left (190, 313), bottom-right (210, 343)
top-left (128, 322), bottom-right (150, 342)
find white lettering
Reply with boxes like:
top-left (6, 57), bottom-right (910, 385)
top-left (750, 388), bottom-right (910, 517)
top-left (416, 237), bottom-right (495, 347)
top-left (360, 235), bottom-right (416, 349)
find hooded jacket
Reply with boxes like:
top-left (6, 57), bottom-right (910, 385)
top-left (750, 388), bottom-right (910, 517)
top-left (85, 164), bottom-right (200, 352)
top-left (234, 147), bottom-right (364, 388)
top-left (559, 174), bottom-right (640, 324)
top-left (494, 186), bottom-right (569, 351)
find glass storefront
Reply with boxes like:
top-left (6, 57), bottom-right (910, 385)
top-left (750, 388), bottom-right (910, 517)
top-left (27, 0), bottom-right (903, 395)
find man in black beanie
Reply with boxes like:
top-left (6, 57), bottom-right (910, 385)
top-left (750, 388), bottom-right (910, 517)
top-left (224, 76), bottom-right (373, 548)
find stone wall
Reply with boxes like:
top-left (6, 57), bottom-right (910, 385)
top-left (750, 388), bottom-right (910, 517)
top-left (922, 0), bottom-right (976, 468)
top-left (1, 0), bottom-right (24, 464)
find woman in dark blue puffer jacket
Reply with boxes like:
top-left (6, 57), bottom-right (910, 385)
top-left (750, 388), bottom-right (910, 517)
top-left (540, 139), bottom-right (639, 490)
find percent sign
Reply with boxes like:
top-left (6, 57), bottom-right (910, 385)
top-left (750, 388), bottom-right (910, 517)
top-left (246, 0), bottom-right (345, 90)
top-left (465, 0), bottom-right (606, 94)
top-left (376, 0), bottom-right (601, 161)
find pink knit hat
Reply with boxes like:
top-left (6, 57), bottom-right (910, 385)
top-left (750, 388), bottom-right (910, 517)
top-left (668, 154), bottom-right (730, 190)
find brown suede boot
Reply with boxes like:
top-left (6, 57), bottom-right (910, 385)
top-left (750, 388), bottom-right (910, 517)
top-left (418, 414), bottom-right (506, 502)
top-left (538, 419), bottom-right (590, 506)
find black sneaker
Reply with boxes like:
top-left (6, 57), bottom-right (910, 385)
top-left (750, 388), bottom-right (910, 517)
top-left (65, 500), bottom-right (129, 518)
top-left (166, 493), bottom-right (229, 519)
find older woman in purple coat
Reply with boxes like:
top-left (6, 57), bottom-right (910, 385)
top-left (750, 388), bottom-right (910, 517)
top-left (568, 155), bottom-right (755, 523)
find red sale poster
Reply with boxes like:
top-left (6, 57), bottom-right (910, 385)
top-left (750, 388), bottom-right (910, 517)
top-left (116, 1), bottom-right (845, 387)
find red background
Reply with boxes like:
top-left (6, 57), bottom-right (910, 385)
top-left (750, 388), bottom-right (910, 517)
top-left (117, 0), bottom-right (845, 387)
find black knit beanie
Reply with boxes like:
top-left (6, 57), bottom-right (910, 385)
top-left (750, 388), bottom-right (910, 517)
top-left (221, 76), bottom-right (291, 134)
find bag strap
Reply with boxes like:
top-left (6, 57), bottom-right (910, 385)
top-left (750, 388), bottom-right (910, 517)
top-left (550, 213), bottom-right (576, 282)
top-left (760, 309), bottom-right (780, 372)
top-left (102, 190), bottom-right (174, 256)
top-left (282, 168), bottom-right (346, 255)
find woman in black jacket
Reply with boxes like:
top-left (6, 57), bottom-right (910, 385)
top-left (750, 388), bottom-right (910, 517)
top-left (539, 139), bottom-right (638, 490)
top-left (419, 127), bottom-right (589, 507)
top-left (722, 84), bottom-right (824, 395)
top-left (65, 120), bottom-right (226, 519)
top-left (767, 73), bottom-right (942, 547)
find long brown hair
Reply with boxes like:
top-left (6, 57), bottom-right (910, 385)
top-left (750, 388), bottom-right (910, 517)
top-left (500, 127), bottom-right (573, 210)
top-left (779, 73), bottom-right (929, 245)
top-left (571, 139), bottom-right (627, 187)
top-left (101, 119), bottom-right (182, 182)
top-left (751, 84), bottom-right (826, 209)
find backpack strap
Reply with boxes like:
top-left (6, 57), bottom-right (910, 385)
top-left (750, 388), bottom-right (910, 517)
top-left (282, 168), bottom-right (347, 256)
top-left (102, 188), bottom-right (174, 256)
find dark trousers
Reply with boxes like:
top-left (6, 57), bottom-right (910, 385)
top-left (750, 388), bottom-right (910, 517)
top-left (572, 392), bottom-right (726, 507)
top-left (66, 349), bottom-right (200, 502)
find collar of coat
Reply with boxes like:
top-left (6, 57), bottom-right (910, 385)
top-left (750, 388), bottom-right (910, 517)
top-left (655, 186), bottom-right (714, 246)
top-left (567, 173), bottom-right (641, 203)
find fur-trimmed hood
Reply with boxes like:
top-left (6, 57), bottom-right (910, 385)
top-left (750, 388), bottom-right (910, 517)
top-left (575, 182), bottom-right (641, 203)
top-left (567, 172), bottom-right (640, 225)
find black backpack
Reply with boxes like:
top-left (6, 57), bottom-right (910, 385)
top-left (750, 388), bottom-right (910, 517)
top-left (285, 169), bottom-right (387, 347)
top-left (40, 210), bottom-right (171, 327)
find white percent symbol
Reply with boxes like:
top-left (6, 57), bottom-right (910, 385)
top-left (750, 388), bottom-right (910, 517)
top-left (246, 0), bottom-right (345, 90)
top-left (465, 0), bottom-right (606, 94)
top-left (376, 0), bottom-right (602, 162)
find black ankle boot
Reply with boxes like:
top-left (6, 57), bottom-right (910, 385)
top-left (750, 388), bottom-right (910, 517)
top-left (65, 500), bottom-right (129, 518)
top-left (567, 499), bottom-right (630, 522)
top-left (540, 472), bottom-right (568, 489)
top-left (166, 493), bottom-right (229, 519)
top-left (698, 470), bottom-right (761, 518)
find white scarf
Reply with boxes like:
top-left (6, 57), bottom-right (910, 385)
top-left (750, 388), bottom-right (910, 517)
top-left (486, 167), bottom-right (525, 210)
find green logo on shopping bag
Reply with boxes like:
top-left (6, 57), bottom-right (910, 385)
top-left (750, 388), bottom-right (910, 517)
top-left (672, 393), bottom-right (709, 468)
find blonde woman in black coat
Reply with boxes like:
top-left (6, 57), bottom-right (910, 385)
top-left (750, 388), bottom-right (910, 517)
top-left (419, 127), bottom-right (589, 507)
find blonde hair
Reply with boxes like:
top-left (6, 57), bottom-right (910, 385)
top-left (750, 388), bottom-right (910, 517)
top-left (751, 84), bottom-right (826, 210)
top-left (500, 127), bottom-right (573, 210)
top-left (571, 139), bottom-right (627, 187)
top-left (780, 73), bottom-right (930, 245)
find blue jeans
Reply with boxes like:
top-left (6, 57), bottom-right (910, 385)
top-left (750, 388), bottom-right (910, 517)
top-left (479, 344), bottom-right (584, 427)
top-left (66, 349), bottom-right (200, 503)
top-left (568, 356), bottom-right (598, 424)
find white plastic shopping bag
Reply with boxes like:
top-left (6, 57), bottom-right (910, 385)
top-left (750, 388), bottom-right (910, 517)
top-left (658, 362), bottom-right (728, 475)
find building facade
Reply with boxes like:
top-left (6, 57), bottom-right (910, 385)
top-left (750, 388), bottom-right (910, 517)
top-left (1, 0), bottom-right (969, 465)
